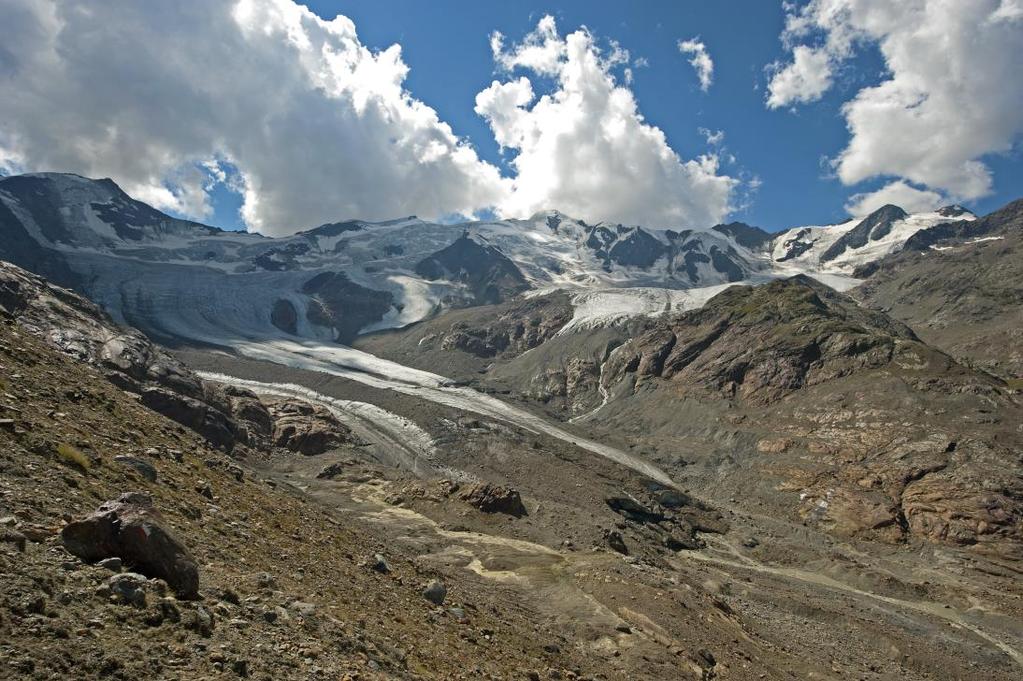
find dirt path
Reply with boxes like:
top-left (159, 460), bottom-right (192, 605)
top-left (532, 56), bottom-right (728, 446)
top-left (682, 536), bottom-right (1023, 669)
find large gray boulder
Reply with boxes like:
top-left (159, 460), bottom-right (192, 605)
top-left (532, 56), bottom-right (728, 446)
top-left (61, 492), bottom-right (200, 599)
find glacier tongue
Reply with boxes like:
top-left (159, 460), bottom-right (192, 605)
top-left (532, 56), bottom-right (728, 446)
top-left (207, 338), bottom-right (678, 487)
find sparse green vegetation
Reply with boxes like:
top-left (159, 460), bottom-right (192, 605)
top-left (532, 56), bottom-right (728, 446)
top-left (55, 442), bottom-right (90, 471)
top-left (1007, 378), bottom-right (1023, 391)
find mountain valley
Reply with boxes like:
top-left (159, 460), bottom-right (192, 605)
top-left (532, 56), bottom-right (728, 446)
top-left (1, 172), bottom-right (1021, 680)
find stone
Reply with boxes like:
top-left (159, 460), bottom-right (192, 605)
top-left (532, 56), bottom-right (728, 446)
top-left (196, 480), bottom-right (214, 499)
top-left (97, 557), bottom-right (123, 572)
top-left (113, 455), bottom-right (158, 482)
top-left (182, 605), bottom-right (215, 636)
top-left (604, 529), bottom-right (628, 555)
top-left (371, 553), bottom-right (390, 574)
top-left (1, 528), bottom-right (27, 552)
top-left (316, 462), bottom-right (348, 480)
top-left (60, 492), bottom-right (200, 599)
top-left (254, 572), bottom-right (276, 590)
top-left (652, 489), bottom-right (694, 509)
top-left (17, 523), bottom-right (55, 542)
top-left (422, 580), bottom-right (447, 605)
top-left (663, 530), bottom-right (701, 551)
top-left (108, 572), bottom-right (148, 607)
top-left (231, 659), bottom-right (249, 677)
top-left (605, 495), bottom-right (663, 523)
top-left (458, 482), bottom-right (527, 517)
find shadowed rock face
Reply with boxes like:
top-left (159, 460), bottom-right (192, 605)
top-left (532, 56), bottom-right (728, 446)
top-left (415, 235), bottom-right (529, 306)
top-left (61, 492), bottom-right (200, 599)
top-left (901, 200), bottom-right (1019, 252)
top-left (605, 228), bottom-right (667, 268)
top-left (821, 204), bottom-right (908, 262)
top-left (0, 198), bottom-right (80, 290)
top-left (440, 295), bottom-right (574, 358)
top-left (270, 299), bottom-right (298, 335)
top-left (301, 271), bottom-right (394, 342)
top-left (711, 222), bottom-right (773, 250)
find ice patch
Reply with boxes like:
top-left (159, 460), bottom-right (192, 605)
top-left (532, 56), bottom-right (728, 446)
top-left (559, 284), bottom-right (739, 334)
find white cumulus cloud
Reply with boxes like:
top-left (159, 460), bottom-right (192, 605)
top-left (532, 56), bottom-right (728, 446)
top-left (477, 16), bottom-right (736, 229)
top-left (767, 0), bottom-right (1023, 206)
top-left (0, 0), bottom-right (509, 234)
top-left (0, 3), bottom-right (738, 233)
top-left (766, 46), bottom-right (832, 108)
top-left (677, 38), bottom-right (714, 91)
top-left (844, 180), bottom-right (945, 216)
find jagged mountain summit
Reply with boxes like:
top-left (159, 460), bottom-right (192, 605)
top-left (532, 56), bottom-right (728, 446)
top-left (0, 172), bottom-right (976, 346)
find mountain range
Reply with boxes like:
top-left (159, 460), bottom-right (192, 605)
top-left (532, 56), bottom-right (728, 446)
top-left (0, 172), bottom-right (979, 345)
top-left (2, 171), bottom-right (1022, 680)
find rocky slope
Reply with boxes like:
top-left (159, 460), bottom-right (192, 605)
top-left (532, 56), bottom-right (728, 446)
top-left (7, 279), bottom-right (1023, 680)
top-left (362, 277), bottom-right (1023, 555)
top-left (0, 260), bottom-right (251, 448)
top-left (0, 316), bottom-right (618, 680)
top-left (855, 198), bottom-right (1023, 380)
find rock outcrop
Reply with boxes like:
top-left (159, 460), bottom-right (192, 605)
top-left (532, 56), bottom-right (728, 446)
top-left (264, 397), bottom-right (357, 455)
top-left (61, 492), bottom-right (200, 599)
top-left (600, 276), bottom-right (943, 405)
top-left (459, 482), bottom-right (528, 517)
top-left (0, 260), bottom-right (251, 450)
top-left (441, 295), bottom-right (573, 359)
top-left (415, 235), bottom-right (530, 306)
top-left (605, 492), bottom-right (728, 552)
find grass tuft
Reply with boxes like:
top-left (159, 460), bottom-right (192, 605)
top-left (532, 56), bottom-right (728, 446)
top-left (55, 442), bottom-right (91, 471)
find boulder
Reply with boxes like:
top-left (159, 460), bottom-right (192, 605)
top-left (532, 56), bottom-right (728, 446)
top-left (422, 580), bottom-right (447, 606)
top-left (113, 455), bottom-right (158, 482)
top-left (370, 553), bottom-right (390, 574)
top-left (604, 529), bottom-right (628, 555)
top-left (316, 462), bottom-right (348, 480)
top-left (459, 482), bottom-right (527, 517)
top-left (60, 492), bottom-right (200, 599)
top-left (605, 495), bottom-right (663, 523)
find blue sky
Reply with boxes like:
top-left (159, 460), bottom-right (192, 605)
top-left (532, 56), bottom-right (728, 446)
top-left (3, 1), bottom-right (1020, 235)
top-left (189, 0), bottom-right (1018, 233)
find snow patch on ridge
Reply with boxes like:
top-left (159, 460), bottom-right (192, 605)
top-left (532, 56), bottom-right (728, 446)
top-left (559, 284), bottom-right (740, 334)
